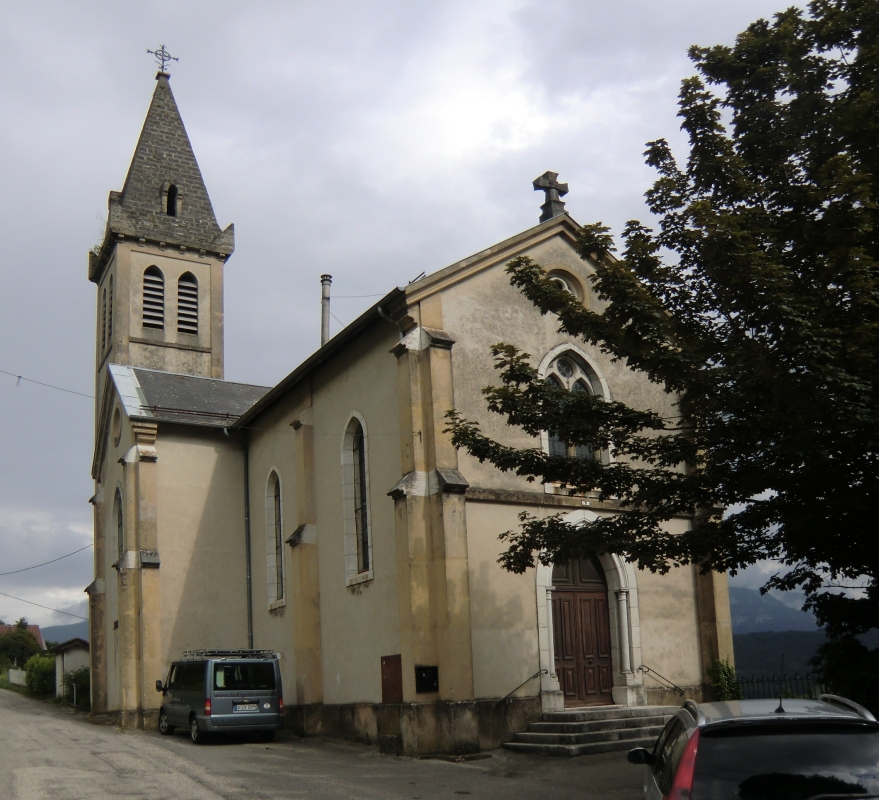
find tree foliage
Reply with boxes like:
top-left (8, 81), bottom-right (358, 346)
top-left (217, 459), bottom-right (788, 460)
top-left (0, 622), bottom-right (41, 669)
top-left (448, 0), bottom-right (879, 637)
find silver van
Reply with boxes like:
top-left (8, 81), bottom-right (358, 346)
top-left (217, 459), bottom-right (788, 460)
top-left (156, 649), bottom-right (283, 743)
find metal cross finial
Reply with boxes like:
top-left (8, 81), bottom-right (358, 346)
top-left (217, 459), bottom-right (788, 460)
top-left (147, 45), bottom-right (179, 73)
top-left (533, 171), bottom-right (569, 223)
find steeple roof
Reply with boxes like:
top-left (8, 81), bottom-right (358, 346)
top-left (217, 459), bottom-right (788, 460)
top-left (89, 72), bottom-right (234, 282)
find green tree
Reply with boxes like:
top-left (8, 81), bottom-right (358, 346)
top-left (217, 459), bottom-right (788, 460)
top-left (0, 622), bottom-right (40, 668)
top-left (449, 0), bottom-right (879, 649)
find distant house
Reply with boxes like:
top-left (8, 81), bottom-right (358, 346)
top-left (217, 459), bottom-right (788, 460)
top-left (0, 623), bottom-right (45, 651)
top-left (51, 638), bottom-right (90, 698)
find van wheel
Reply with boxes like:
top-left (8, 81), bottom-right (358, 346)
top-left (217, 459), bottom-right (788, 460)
top-left (190, 716), bottom-right (207, 744)
top-left (158, 711), bottom-right (175, 735)
top-left (259, 730), bottom-right (275, 742)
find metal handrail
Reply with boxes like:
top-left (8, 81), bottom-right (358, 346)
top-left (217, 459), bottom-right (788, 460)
top-left (498, 669), bottom-right (547, 703)
top-left (638, 664), bottom-right (685, 696)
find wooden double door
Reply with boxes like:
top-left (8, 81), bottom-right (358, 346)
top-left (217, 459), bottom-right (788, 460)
top-left (551, 557), bottom-right (614, 707)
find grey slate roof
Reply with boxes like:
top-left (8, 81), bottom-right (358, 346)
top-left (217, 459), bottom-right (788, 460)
top-left (131, 367), bottom-right (270, 427)
top-left (89, 73), bottom-right (233, 282)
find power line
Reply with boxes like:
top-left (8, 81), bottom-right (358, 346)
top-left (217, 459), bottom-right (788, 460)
top-left (0, 544), bottom-right (94, 577)
top-left (0, 590), bottom-right (87, 621)
top-left (0, 368), bottom-right (93, 400)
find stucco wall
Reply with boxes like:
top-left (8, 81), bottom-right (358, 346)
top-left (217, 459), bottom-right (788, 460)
top-left (55, 647), bottom-right (90, 698)
top-left (247, 320), bottom-right (404, 706)
top-left (463, 501), bottom-right (541, 700)
top-left (155, 426), bottom-right (249, 667)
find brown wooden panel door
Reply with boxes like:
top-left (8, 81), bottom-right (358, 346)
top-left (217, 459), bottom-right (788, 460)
top-left (552, 559), bottom-right (614, 706)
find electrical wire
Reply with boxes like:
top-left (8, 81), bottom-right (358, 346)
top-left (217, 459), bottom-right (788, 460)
top-left (0, 590), bottom-right (87, 620)
top-left (0, 368), bottom-right (93, 399)
top-left (0, 544), bottom-right (94, 577)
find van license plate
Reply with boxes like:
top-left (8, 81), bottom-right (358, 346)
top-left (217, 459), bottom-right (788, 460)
top-left (235, 703), bottom-right (259, 712)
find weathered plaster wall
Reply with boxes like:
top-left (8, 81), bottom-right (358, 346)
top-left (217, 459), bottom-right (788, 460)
top-left (461, 501), bottom-right (541, 701)
top-left (310, 322), bottom-right (403, 704)
top-left (155, 426), bottom-right (249, 666)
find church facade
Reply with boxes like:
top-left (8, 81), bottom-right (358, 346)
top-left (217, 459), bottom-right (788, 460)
top-left (86, 72), bottom-right (734, 754)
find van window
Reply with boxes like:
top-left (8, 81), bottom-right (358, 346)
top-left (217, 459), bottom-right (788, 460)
top-left (177, 662), bottom-right (205, 692)
top-left (214, 663), bottom-right (276, 691)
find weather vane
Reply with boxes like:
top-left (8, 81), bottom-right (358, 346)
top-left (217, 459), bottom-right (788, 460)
top-left (147, 45), bottom-right (179, 73)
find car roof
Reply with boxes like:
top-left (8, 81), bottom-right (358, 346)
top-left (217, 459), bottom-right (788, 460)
top-left (692, 699), bottom-right (871, 726)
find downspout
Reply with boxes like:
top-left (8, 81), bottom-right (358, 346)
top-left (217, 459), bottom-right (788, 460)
top-left (225, 428), bottom-right (254, 648)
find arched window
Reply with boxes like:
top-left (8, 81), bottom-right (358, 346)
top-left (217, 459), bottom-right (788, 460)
top-left (143, 267), bottom-right (165, 330)
top-left (342, 415), bottom-right (372, 584)
top-left (177, 273), bottom-right (198, 334)
top-left (166, 184), bottom-right (178, 217)
top-left (101, 287), bottom-right (107, 351)
top-left (543, 353), bottom-right (602, 461)
top-left (114, 488), bottom-right (124, 562)
top-left (265, 471), bottom-right (285, 604)
top-left (107, 275), bottom-right (114, 346)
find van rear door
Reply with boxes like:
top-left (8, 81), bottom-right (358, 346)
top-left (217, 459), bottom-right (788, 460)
top-left (210, 661), bottom-right (279, 727)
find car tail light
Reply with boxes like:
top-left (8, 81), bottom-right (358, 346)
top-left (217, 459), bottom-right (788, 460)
top-left (667, 728), bottom-right (700, 800)
top-left (279, 697), bottom-right (284, 713)
top-left (204, 698), bottom-right (211, 717)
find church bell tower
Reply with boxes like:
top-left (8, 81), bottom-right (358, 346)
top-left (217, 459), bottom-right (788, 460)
top-left (88, 70), bottom-right (234, 394)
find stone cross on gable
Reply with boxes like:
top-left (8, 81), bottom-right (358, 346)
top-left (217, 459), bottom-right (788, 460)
top-left (533, 171), bottom-right (568, 223)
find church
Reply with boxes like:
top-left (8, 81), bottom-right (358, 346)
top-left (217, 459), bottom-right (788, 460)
top-left (85, 69), bottom-right (734, 755)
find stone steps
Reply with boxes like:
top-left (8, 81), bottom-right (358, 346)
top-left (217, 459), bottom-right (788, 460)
top-left (503, 705), bottom-right (677, 757)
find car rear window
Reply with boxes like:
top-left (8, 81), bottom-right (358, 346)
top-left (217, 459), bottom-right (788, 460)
top-left (692, 722), bottom-right (879, 800)
top-left (213, 662), bottom-right (276, 691)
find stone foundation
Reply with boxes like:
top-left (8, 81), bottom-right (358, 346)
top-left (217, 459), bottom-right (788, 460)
top-left (289, 697), bottom-right (543, 756)
top-left (645, 683), bottom-right (708, 707)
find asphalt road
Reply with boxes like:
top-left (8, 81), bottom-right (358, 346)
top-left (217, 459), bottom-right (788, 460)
top-left (0, 688), bottom-right (645, 799)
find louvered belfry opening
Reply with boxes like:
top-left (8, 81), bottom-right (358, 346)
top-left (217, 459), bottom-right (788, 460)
top-left (177, 272), bottom-right (198, 334)
top-left (143, 266), bottom-right (165, 329)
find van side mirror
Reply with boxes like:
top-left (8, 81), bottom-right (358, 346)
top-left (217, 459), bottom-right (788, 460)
top-left (155, 680), bottom-right (165, 693)
top-left (627, 747), bottom-right (655, 766)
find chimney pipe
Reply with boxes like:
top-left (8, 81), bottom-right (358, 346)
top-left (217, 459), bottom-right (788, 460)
top-left (320, 274), bottom-right (332, 347)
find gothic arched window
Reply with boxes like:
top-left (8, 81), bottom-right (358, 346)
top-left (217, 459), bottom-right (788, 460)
top-left (101, 287), bottom-right (107, 351)
top-left (177, 273), bottom-right (198, 334)
top-left (107, 275), bottom-right (114, 346)
top-left (143, 267), bottom-right (165, 330)
top-left (114, 488), bottom-right (124, 562)
top-left (265, 471), bottom-right (285, 604)
top-left (342, 415), bottom-right (372, 584)
top-left (544, 353), bottom-right (602, 461)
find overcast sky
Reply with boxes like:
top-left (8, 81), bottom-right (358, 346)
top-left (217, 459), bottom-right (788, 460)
top-left (0, 0), bottom-right (802, 628)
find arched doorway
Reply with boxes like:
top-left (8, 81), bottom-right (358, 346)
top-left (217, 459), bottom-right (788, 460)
top-left (551, 557), bottom-right (614, 706)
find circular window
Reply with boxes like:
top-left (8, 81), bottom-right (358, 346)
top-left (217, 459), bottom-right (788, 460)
top-left (112, 408), bottom-right (122, 446)
top-left (555, 358), bottom-right (574, 378)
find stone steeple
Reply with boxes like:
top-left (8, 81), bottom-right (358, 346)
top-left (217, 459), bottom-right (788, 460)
top-left (89, 72), bottom-right (234, 283)
top-left (89, 72), bottom-right (231, 385)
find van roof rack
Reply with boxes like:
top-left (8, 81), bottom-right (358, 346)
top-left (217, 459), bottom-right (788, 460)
top-left (181, 649), bottom-right (277, 660)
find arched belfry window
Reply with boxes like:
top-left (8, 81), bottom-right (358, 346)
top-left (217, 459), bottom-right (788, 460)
top-left (114, 488), bottom-right (124, 562)
top-left (143, 267), bottom-right (165, 330)
top-left (177, 273), bottom-right (198, 334)
top-left (265, 471), bottom-right (285, 605)
top-left (342, 415), bottom-right (372, 584)
top-left (166, 184), bottom-right (178, 217)
top-left (543, 353), bottom-right (603, 461)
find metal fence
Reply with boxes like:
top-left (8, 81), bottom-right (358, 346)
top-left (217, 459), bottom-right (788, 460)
top-left (736, 673), bottom-right (828, 700)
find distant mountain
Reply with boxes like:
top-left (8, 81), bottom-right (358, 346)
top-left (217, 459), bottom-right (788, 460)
top-left (41, 621), bottom-right (89, 646)
top-left (734, 629), bottom-right (879, 677)
top-left (729, 586), bottom-right (817, 633)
